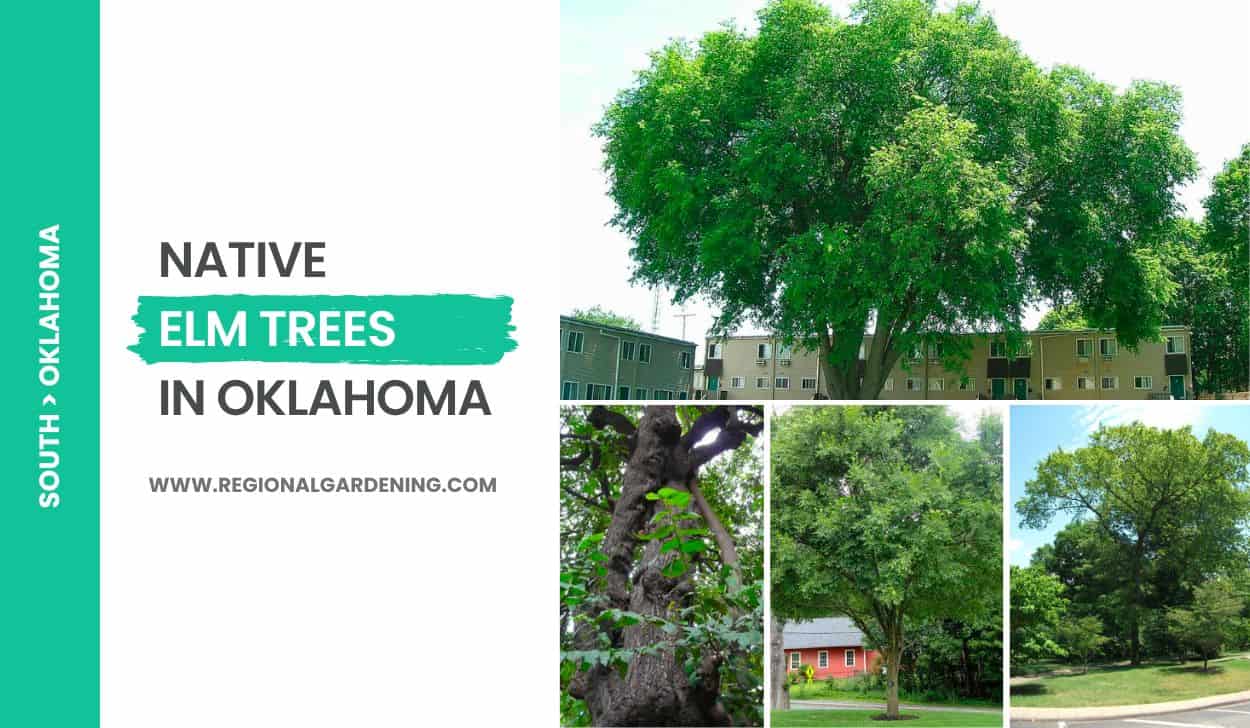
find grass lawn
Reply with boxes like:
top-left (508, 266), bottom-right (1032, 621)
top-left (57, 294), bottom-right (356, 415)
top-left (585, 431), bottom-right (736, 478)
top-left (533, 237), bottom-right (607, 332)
top-left (787, 681), bottom-right (998, 708)
top-left (1011, 656), bottom-right (1250, 707)
top-left (772, 709), bottom-right (1003, 727)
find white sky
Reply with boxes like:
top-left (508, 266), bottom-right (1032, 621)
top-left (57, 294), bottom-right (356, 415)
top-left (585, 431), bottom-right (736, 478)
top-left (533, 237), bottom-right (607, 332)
top-left (561, 0), bottom-right (1250, 363)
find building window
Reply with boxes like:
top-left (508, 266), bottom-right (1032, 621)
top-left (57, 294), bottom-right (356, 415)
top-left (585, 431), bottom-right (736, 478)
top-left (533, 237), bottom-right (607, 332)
top-left (790, 652), bottom-right (801, 670)
top-left (929, 378), bottom-right (944, 391)
top-left (909, 343), bottom-right (924, 360)
top-left (1099, 338), bottom-right (1116, 359)
top-left (906, 378), bottom-right (921, 392)
top-left (928, 343), bottom-right (943, 363)
top-left (1134, 375), bottom-right (1153, 390)
top-left (1016, 340), bottom-right (1033, 357)
top-left (845, 649), bottom-right (856, 667)
top-left (882, 378), bottom-right (894, 392)
top-left (566, 331), bottom-right (584, 353)
top-left (652, 389), bottom-right (671, 400)
top-left (635, 388), bottom-right (648, 399)
top-left (1101, 376), bottom-right (1118, 390)
top-left (817, 651), bottom-right (829, 668)
top-left (1076, 338), bottom-right (1092, 359)
top-left (678, 391), bottom-right (688, 400)
top-left (620, 341), bottom-right (635, 361)
top-left (1077, 377), bottom-right (1093, 390)
top-left (755, 377), bottom-right (768, 388)
top-left (989, 340), bottom-right (1007, 358)
top-left (731, 376), bottom-right (745, 389)
top-left (639, 344), bottom-right (652, 363)
top-left (679, 351), bottom-right (693, 369)
top-left (775, 377), bottom-right (790, 389)
top-left (777, 344), bottom-right (793, 362)
top-left (1166, 335), bottom-right (1184, 354)
top-left (707, 343), bottom-right (722, 359)
top-left (958, 377), bottom-right (974, 391)
top-left (756, 342), bottom-right (772, 361)
top-left (1045, 377), bottom-right (1062, 391)
top-left (585, 383), bottom-right (611, 400)
top-left (801, 377), bottom-right (817, 390)
top-left (561, 381), bottom-right (578, 399)
top-left (618, 385), bottom-right (630, 400)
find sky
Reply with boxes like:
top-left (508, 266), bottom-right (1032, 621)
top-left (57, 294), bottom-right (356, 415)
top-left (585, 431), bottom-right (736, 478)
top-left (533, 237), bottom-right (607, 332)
top-left (1008, 402), bottom-right (1250, 567)
top-left (561, 0), bottom-right (1250, 362)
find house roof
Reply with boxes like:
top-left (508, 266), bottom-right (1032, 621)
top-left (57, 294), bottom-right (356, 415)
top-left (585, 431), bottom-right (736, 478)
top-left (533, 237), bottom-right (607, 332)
top-left (559, 316), bottom-right (696, 348)
top-left (782, 617), bottom-right (865, 649)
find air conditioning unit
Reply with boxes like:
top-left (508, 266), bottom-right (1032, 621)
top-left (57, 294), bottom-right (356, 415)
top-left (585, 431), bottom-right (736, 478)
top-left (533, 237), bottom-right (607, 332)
top-left (779, 359), bottom-right (791, 366)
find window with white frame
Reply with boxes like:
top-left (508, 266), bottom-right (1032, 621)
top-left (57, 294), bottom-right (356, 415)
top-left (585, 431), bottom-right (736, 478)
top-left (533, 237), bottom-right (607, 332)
top-left (1134, 375), bottom-right (1153, 390)
top-left (756, 342), bottom-right (771, 360)
top-left (909, 343), bottom-right (923, 360)
top-left (790, 652), bottom-right (801, 670)
top-left (707, 343), bottom-right (722, 359)
top-left (639, 344), bottom-right (652, 363)
top-left (1101, 376), bottom-right (1118, 390)
top-left (958, 377), bottom-right (974, 391)
top-left (928, 343), bottom-right (943, 363)
top-left (566, 331), bottom-right (584, 353)
top-left (731, 376), bottom-right (745, 389)
top-left (817, 651), bottom-right (829, 668)
top-left (906, 378), bottom-right (921, 392)
top-left (801, 377), bottom-right (817, 390)
top-left (775, 376), bottom-right (789, 389)
top-left (679, 351), bottom-right (693, 369)
top-left (561, 381), bottom-right (578, 399)
top-left (989, 340), bottom-right (1008, 358)
top-left (678, 391), bottom-right (688, 400)
top-left (585, 383), bottom-right (612, 400)
top-left (635, 388), bottom-right (648, 399)
top-left (1077, 377), bottom-right (1093, 390)
top-left (929, 378), bottom-right (944, 391)
top-left (620, 341), bottom-right (635, 360)
top-left (1076, 338), bottom-right (1093, 359)
top-left (755, 376), bottom-right (769, 388)
top-left (1166, 335), bottom-right (1184, 354)
top-left (1045, 377), bottom-right (1062, 391)
top-left (653, 389), bottom-right (672, 400)
top-left (845, 649), bottom-right (856, 667)
top-left (618, 386), bottom-right (630, 400)
top-left (1099, 338), bottom-right (1116, 359)
top-left (777, 344), bottom-right (793, 362)
top-left (882, 378), bottom-right (894, 392)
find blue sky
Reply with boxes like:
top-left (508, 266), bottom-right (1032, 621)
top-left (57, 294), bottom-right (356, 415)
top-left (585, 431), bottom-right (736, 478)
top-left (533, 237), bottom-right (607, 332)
top-left (1008, 403), bottom-right (1250, 566)
top-left (561, 0), bottom-right (1250, 352)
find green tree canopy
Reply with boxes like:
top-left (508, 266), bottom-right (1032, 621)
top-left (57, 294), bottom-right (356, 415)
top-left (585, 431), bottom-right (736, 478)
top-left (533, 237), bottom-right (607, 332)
top-left (1036, 303), bottom-right (1091, 331)
top-left (1010, 564), bottom-right (1067, 666)
top-left (1166, 580), bottom-right (1245, 671)
top-left (1056, 616), bottom-right (1109, 674)
top-left (772, 406), bottom-right (1001, 717)
top-left (569, 305), bottom-right (643, 331)
top-left (597, 0), bottom-right (1197, 397)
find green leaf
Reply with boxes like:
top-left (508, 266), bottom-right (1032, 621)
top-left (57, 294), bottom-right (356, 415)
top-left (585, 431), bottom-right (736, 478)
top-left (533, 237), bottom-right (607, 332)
top-left (662, 559), bottom-right (689, 579)
top-left (680, 539), bottom-right (707, 554)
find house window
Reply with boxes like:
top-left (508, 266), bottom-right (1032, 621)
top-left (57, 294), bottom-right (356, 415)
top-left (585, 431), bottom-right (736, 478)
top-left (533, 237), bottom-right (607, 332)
top-left (618, 386), bottom-right (630, 400)
top-left (731, 376), bottom-right (745, 389)
top-left (777, 345), bottom-right (793, 362)
top-left (928, 343), bottom-right (943, 363)
top-left (679, 351), bottom-right (693, 369)
top-left (817, 651), bottom-right (829, 668)
top-left (882, 378), bottom-right (893, 392)
top-left (906, 378), bottom-right (921, 392)
top-left (585, 383), bottom-right (611, 400)
top-left (845, 649), bottom-right (856, 667)
top-left (1166, 335), bottom-right (1184, 354)
top-left (635, 388), bottom-right (648, 399)
top-left (1134, 375), bottom-right (1153, 390)
top-left (1077, 377), bottom-right (1093, 391)
top-left (620, 341), bottom-right (635, 361)
top-left (756, 342), bottom-right (772, 360)
top-left (755, 377), bottom-right (769, 388)
top-left (1045, 377), bottom-right (1061, 391)
top-left (566, 331), bottom-right (584, 353)
top-left (1099, 338), bottom-right (1116, 359)
top-left (639, 344), bottom-right (652, 363)
top-left (678, 391), bottom-right (688, 400)
top-left (909, 343), bottom-right (923, 360)
top-left (958, 377), bottom-right (974, 392)
top-left (707, 343), bottom-right (722, 359)
top-left (929, 378), bottom-right (944, 391)
top-left (653, 389), bottom-right (671, 400)
top-left (775, 377), bottom-right (790, 389)
top-left (1101, 376), bottom-right (1118, 390)
top-left (790, 652), bottom-right (801, 670)
top-left (1016, 339), bottom-right (1033, 357)
top-left (1076, 338), bottom-right (1092, 359)
top-left (561, 381), bottom-right (579, 399)
top-left (801, 377), bottom-right (817, 390)
top-left (989, 340), bottom-right (1007, 358)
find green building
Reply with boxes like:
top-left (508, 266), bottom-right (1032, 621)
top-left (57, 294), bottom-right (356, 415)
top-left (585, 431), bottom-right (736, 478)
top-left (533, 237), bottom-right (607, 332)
top-left (559, 316), bottom-right (696, 400)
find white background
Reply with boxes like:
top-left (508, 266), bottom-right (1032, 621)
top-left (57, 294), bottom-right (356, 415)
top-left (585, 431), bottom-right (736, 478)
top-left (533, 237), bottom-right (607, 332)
top-left (101, 1), bottom-right (557, 725)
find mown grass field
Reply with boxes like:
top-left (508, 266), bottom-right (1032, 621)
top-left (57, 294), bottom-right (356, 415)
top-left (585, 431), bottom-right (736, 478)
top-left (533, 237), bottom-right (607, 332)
top-left (772, 708), bottom-right (1003, 727)
top-left (1010, 656), bottom-right (1250, 707)
top-left (787, 681), bottom-right (998, 708)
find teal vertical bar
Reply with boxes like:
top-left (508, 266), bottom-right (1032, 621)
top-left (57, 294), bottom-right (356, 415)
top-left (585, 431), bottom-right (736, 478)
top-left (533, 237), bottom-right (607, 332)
top-left (0, 1), bottom-right (100, 726)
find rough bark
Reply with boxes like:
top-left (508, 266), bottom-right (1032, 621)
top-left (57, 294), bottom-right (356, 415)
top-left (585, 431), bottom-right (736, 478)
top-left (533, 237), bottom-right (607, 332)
top-left (769, 615), bottom-right (790, 711)
top-left (568, 405), bottom-right (761, 726)
top-left (883, 624), bottom-right (903, 720)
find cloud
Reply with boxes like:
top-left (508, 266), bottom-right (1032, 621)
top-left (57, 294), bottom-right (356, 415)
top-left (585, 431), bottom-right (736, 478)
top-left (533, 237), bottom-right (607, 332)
top-left (1069, 401), bottom-right (1207, 448)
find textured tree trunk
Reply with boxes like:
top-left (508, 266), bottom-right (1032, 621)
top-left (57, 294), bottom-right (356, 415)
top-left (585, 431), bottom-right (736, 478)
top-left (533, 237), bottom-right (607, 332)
top-left (568, 406), bottom-right (731, 726)
top-left (884, 642), bottom-right (903, 720)
top-left (770, 615), bottom-right (790, 711)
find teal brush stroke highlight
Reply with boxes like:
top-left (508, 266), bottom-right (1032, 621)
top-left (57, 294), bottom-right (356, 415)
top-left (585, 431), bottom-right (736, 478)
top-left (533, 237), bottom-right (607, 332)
top-left (129, 294), bottom-right (516, 364)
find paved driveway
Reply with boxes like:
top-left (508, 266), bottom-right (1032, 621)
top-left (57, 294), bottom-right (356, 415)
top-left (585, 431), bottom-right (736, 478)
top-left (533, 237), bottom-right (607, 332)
top-left (1013, 701), bottom-right (1250, 728)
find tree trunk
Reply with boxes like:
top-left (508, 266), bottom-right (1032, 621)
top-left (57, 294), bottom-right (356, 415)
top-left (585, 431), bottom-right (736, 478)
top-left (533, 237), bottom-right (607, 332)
top-left (884, 643), bottom-right (902, 719)
top-left (770, 615), bottom-right (790, 711)
top-left (569, 406), bottom-right (732, 726)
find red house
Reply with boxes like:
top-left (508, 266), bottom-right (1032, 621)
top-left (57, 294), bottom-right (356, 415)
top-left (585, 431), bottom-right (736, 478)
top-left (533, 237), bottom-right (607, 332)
top-left (782, 617), bottom-right (878, 679)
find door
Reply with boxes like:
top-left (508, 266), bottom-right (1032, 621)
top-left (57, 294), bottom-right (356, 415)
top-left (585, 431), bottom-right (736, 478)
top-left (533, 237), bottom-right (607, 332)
top-left (1170, 375), bottom-right (1185, 400)
top-left (707, 375), bottom-right (719, 393)
top-left (1013, 378), bottom-right (1028, 400)
top-left (990, 378), bottom-right (1005, 400)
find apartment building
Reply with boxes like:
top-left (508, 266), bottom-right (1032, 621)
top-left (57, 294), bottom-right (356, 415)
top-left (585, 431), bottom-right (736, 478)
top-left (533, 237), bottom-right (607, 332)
top-left (698, 326), bottom-right (1193, 401)
top-left (559, 316), bottom-right (696, 400)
